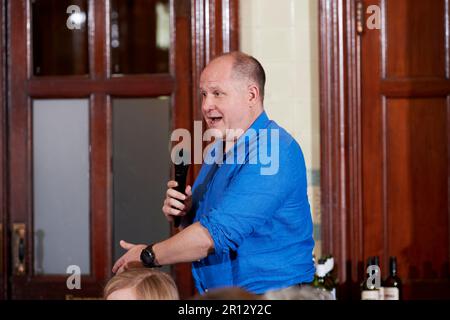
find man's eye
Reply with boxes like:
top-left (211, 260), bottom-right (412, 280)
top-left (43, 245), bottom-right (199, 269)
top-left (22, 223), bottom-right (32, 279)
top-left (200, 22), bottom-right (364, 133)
top-left (213, 91), bottom-right (221, 97)
top-left (201, 92), bottom-right (207, 97)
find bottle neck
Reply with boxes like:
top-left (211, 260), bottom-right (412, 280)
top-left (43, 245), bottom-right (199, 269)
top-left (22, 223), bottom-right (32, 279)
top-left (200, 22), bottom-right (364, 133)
top-left (390, 261), bottom-right (397, 276)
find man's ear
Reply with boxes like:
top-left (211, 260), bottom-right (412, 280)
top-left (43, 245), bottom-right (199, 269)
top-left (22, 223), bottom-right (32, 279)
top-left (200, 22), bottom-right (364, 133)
top-left (248, 84), bottom-right (260, 104)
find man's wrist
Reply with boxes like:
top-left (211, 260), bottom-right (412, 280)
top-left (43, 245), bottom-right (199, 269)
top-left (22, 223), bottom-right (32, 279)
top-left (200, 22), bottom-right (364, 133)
top-left (152, 243), bottom-right (161, 266)
top-left (140, 243), bottom-right (161, 268)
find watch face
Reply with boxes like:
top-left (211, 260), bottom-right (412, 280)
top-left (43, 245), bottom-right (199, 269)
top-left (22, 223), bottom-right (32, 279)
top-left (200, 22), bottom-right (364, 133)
top-left (140, 249), bottom-right (153, 265)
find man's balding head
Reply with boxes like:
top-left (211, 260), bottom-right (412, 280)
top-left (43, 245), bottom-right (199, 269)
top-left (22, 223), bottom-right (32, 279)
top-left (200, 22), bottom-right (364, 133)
top-left (209, 52), bottom-right (266, 103)
top-left (199, 51), bottom-right (265, 136)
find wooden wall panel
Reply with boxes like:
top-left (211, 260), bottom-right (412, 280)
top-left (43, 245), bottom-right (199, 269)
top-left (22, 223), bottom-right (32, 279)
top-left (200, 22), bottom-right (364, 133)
top-left (321, 0), bottom-right (450, 299)
top-left (385, 0), bottom-right (446, 78)
top-left (386, 98), bottom-right (449, 292)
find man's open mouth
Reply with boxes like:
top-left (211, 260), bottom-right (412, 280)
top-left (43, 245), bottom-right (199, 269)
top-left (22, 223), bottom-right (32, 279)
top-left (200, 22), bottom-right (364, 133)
top-left (208, 116), bottom-right (223, 125)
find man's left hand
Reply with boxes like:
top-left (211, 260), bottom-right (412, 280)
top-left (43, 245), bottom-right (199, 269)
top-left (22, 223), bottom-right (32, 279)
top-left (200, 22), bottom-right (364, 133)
top-left (112, 240), bottom-right (147, 274)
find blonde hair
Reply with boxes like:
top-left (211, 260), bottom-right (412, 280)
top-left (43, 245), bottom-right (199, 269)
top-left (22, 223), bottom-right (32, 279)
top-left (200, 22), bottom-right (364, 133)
top-left (104, 267), bottom-right (179, 300)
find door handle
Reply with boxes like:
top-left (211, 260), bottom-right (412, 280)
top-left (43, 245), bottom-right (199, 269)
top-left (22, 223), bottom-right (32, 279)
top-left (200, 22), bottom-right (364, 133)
top-left (13, 223), bottom-right (26, 275)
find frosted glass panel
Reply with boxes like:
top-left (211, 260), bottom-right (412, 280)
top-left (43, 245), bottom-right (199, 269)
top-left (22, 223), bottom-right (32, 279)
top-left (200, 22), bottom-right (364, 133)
top-left (113, 98), bottom-right (170, 265)
top-left (33, 100), bottom-right (90, 275)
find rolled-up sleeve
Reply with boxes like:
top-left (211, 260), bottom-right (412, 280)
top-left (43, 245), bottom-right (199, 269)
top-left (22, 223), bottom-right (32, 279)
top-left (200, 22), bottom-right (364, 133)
top-left (199, 140), bottom-right (306, 254)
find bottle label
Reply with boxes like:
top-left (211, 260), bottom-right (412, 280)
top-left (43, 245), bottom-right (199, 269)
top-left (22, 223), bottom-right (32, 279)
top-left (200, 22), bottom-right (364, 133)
top-left (378, 287), bottom-right (384, 300)
top-left (361, 290), bottom-right (379, 300)
top-left (331, 288), bottom-right (336, 300)
top-left (384, 287), bottom-right (399, 300)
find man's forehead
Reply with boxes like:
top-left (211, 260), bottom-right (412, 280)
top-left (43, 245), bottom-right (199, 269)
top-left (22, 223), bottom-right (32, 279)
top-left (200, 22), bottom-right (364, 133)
top-left (199, 69), bottom-right (231, 88)
top-left (201, 57), bottom-right (233, 76)
top-left (199, 81), bottom-right (224, 90)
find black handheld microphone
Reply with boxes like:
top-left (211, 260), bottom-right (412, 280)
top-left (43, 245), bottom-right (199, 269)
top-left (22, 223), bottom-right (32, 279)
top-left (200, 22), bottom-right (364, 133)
top-left (173, 149), bottom-right (190, 228)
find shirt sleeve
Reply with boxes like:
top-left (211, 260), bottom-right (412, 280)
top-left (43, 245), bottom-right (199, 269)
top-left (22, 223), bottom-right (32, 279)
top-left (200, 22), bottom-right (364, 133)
top-left (199, 139), bottom-right (307, 254)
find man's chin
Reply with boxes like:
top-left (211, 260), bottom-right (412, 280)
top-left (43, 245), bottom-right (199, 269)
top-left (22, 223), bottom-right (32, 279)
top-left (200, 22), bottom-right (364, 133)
top-left (205, 124), bottom-right (225, 136)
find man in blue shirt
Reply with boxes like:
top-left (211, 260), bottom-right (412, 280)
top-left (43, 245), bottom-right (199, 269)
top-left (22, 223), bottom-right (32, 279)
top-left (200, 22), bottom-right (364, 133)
top-left (112, 51), bottom-right (315, 295)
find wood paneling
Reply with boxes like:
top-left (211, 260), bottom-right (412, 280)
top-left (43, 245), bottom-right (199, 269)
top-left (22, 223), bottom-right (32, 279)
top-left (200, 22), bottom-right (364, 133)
top-left (320, 0), bottom-right (450, 299)
top-left (27, 75), bottom-right (175, 97)
top-left (386, 98), bottom-right (449, 297)
top-left (319, 0), bottom-right (364, 299)
top-left (385, 0), bottom-right (446, 78)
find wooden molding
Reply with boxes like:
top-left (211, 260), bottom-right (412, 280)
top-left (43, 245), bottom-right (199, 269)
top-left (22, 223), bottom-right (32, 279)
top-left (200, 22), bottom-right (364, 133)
top-left (319, 0), bottom-right (363, 299)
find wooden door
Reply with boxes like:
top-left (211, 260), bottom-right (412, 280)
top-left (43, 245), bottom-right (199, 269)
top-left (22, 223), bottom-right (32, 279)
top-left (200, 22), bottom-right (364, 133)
top-left (4, 0), bottom-right (238, 300)
top-left (320, 0), bottom-right (450, 299)
top-left (361, 0), bottom-right (450, 299)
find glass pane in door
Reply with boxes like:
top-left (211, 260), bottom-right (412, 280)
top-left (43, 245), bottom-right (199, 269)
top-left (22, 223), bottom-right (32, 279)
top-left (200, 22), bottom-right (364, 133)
top-left (33, 99), bottom-right (90, 275)
top-left (110, 0), bottom-right (170, 74)
top-left (32, 0), bottom-right (88, 75)
top-left (112, 98), bottom-right (170, 264)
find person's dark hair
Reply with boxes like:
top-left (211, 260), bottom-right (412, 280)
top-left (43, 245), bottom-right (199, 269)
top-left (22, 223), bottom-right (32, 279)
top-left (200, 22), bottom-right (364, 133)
top-left (218, 51), bottom-right (266, 102)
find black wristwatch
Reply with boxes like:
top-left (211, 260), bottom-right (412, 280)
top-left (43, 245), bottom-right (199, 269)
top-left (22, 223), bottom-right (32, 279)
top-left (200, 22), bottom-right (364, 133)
top-left (140, 244), bottom-right (161, 268)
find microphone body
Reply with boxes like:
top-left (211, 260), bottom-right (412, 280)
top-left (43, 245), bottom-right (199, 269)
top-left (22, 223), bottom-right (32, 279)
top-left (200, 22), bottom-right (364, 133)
top-left (173, 161), bottom-right (190, 228)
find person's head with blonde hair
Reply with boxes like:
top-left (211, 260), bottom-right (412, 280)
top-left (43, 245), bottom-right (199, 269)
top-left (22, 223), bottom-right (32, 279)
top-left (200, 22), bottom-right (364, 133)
top-left (104, 266), bottom-right (179, 300)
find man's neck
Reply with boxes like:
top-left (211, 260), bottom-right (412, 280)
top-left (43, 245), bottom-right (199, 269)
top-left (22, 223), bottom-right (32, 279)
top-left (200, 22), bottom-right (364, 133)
top-left (223, 108), bottom-right (264, 153)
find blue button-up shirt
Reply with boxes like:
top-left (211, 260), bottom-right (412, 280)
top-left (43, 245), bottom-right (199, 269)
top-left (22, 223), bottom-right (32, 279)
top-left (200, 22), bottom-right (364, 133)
top-left (191, 111), bottom-right (315, 294)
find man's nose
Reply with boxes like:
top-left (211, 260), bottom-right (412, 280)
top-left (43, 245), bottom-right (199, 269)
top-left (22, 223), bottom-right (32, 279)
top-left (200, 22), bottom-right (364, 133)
top-left (202, 95), bottom-right (214, 112)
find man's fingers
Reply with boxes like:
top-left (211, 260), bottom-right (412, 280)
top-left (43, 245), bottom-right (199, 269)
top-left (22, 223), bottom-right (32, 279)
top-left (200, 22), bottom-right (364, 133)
top-left (120, 240), bottom-right (135, 250)
top-left (117, 265), bottom-right (125, 275)
top-left (168, 198), bottom-right (185, 210)
top-left (167, 180), bottom-right (178, 188)
top-left (162, 205), bottom-right (185, 219)
top-left (185, 185), bottom-right (192, 196)
top-left (112, 258), bottom-right (124, 273)
top-left (172, 207), bottom-right (186, 216)
top-left (166, 188), bottom-right (186, 201)
top-left (164, 205), bottom-right (185, 216)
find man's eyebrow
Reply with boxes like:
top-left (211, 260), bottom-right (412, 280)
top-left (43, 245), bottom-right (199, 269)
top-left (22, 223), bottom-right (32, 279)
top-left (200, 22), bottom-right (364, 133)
top-left (200, 85), bottom-right (223, 91)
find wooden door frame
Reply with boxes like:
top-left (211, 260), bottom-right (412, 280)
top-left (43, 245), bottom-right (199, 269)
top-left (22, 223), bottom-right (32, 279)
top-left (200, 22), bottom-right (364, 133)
top-left (319, 0), bottom-right (363, 299)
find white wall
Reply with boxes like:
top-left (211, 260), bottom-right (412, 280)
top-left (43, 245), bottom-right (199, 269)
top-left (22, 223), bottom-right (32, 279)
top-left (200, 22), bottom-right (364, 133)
top-left (240, 0), bottom-right (322, 258)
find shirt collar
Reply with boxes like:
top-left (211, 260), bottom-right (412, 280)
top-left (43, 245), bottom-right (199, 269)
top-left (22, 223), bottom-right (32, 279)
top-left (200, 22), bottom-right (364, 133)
top-left (248, 110), bottom-right (270, 132)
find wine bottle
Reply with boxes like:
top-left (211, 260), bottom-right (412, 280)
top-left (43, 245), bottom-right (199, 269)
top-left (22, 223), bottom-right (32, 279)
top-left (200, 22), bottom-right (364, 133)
top-left (324, 256), bottom-right (337, 299)
top-left (383, 256), bottom-right (402, 300)
top-left (361, 257), bottom-right (380, 300)
top-left (373, 256), bottom-right (384, 300)
top-left (312, 258), bottom-right (336, 300)
top-left (313, 257), bottom-right (336, 299)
